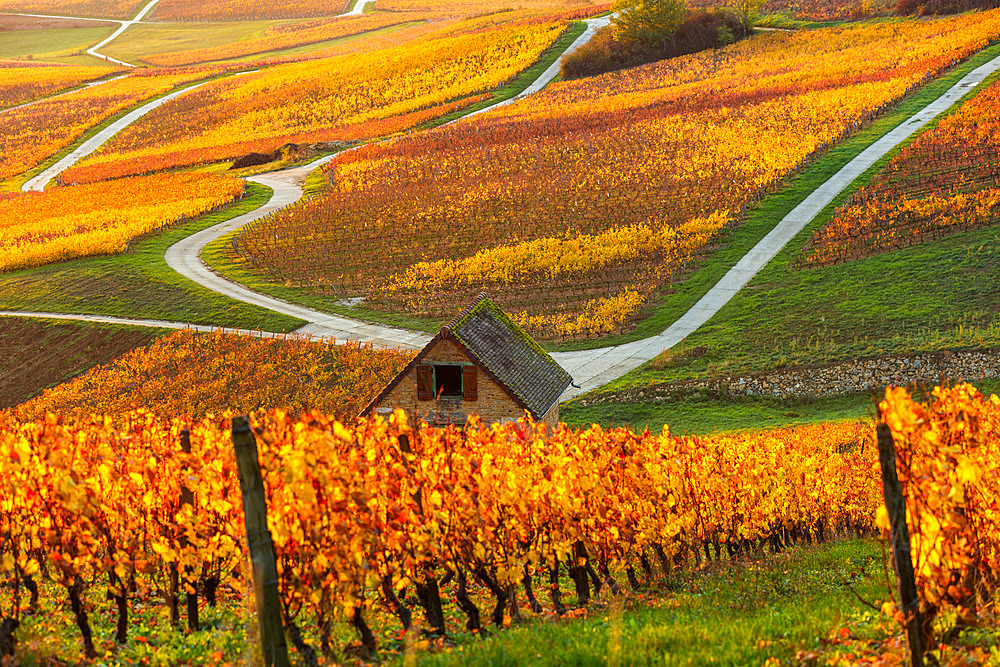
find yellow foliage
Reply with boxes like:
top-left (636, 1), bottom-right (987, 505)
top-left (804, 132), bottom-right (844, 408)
top-left (0, 173), bottom-right (244, 272)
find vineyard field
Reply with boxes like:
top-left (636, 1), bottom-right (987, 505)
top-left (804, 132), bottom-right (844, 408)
top-left (0, 61), bottom-right (119, 109)
top-left (233, 12), bottom-right (1000, 341)
top-left (0, 68), bottom-right (222, 181)
top-left (802, 77), bottom-right (1000, 266)
top-left (376, 0), bottom-right (609, 14)
top-left (60, 14), bottom-right (569, 183)
top-left (151, 0), bottom-right (353, 21)
top-left (0, 173), bottom-right (244, 272)
top-left (689, 0), bottom-right (893, 21)
top-left (0, 406), bottom-right (879, 662)
top-left (7, 328), bottom-right (413, 421)
top-left (120, 13), bottom-right (429, 67)
top-left (0, 0), bottom-right (138, 18)
top-left (0, 382), bottom-right (995, 663)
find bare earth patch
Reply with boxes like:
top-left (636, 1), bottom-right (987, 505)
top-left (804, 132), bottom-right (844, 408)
top-left (0, 318), bottom-right (156, 408)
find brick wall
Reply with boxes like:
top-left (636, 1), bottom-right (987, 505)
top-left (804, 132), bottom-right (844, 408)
top-left (375, 338), bottom-right (536, 426)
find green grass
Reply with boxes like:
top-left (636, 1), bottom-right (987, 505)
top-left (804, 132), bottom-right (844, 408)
top-left (101, 18), bottom-right (422, 66)
top-left (540, 38), bottom-right (1000, 354)
top-left (563, 391), bottom-right (879, 435)
top-left (5, 537), bottom-right (886, 665)
top-left (100, 18), bottom-right (294, 63)
top-left (562, 378), bottom-right (1000, 439)
top-left (0, 25), bottom-right (116, 64)
top-left (0, 182), bottom-right (304, 332)
top-left (394, 538), bottom-right (884, 666)
top-left (587, 43), bottom-right (1000, 389)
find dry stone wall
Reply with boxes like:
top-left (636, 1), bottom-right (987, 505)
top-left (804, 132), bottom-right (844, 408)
top-left (575, 348), bottom-right (1000, 406)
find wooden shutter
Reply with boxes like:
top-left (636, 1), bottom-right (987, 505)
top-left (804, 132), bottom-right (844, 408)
top-left (462, 366), bottom-right (478, 401)
top-left (417, 366), bottom-right (433, 400)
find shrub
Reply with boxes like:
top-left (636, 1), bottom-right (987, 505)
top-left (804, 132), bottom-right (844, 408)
top-left (561, 8), bottom-right (749, 79)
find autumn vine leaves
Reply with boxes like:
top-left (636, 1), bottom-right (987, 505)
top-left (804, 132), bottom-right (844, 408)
top-left (4, 384), bottom-right (995, 661)
top-left (0, 319), bottom-right (995, 661)
top-left (878, 384), bottom-right (1000, 648)
top-left (59, 16), bottom-right (567, 184)
top-left (803, 79), bottom-right (1000, 267)
top-left (0, 407), bottom-right (879, 660)
top-left (0, 174), bottom-right (244, 271)
top-left (235, 12), bottom-right (1000, 340)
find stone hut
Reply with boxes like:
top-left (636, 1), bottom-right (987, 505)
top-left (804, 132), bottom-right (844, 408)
top-left (361, 294), bottom-right (573, 427)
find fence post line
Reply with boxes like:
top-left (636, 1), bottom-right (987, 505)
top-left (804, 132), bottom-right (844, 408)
top-left (876, 422), bottom-right (924, 667)
top-left (179, 428), bottom-right (199, 632)
top-left (232, 416), bottom-right (290, 667)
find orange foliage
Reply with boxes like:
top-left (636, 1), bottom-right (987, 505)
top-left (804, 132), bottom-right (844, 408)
top-left (142, 12), bottom-right (429, 67)
top-left (0, 68), bottom-right (222, 181)
top-left (689, 0), bottom-right (893, 20)
top-left (0, 173), bottom-right (244, 271)
top-left (235, 13), bottom-right (1000, 339)
top-left (378, 0), bottom-right (609, 14)
top-left (802, 78), bottom-right (1000, 266)
top-left (879, 384), bottom-right (1000, 637)
top-left (61, 15), bottom-right (566, 182)
top-left (8, 328), bottom-right (413, 421)
top-left (0, 62), bottom-right (120, 109)
top-left (0, 0), bottom-right (138, 18)
top-left (152, 0), bottom-right (350, 21)
top-left (0, 406), bottom-right (877, 658)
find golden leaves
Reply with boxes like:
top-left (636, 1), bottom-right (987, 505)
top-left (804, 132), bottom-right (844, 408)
top-left (0, 173), bottom-right (244, 272)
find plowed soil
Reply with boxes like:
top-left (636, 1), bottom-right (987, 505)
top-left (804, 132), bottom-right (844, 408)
top-left (0, 318), bottom-right (156, 408)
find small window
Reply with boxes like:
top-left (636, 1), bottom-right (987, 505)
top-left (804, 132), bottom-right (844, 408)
top-left (435, 365), bottom-right (463, 397)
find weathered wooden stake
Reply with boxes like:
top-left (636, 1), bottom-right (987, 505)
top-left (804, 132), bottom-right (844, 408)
top-left (179, 428), bottom-right (199, 633)
top-left (232, 416), bottom-right (290, 667)
top-left (876, 423), bottom-right (924, 667)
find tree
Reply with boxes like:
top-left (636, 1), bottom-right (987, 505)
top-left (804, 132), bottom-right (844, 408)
top-left (725, 0), bottom-right (765, 30)
top-left (611, 0), bottom-right (689, 53)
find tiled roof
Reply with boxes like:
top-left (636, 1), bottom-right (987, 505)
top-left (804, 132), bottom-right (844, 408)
top-left (448, 294), bottom-right (572, 419)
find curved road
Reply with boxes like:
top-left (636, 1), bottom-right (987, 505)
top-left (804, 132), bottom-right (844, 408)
top-left (8, 21), bottom-right (1000, 400)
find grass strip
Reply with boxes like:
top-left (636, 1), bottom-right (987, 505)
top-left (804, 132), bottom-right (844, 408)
top-left (0, 182), bottom-right (305, 332)
top-left (395, 538), bottom-right (883, 666)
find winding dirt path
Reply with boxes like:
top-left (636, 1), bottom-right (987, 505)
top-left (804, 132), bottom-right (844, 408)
top-left (163, 160), bottom-right (432, 349)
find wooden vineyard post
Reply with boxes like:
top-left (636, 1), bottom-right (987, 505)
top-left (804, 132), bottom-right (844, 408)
top-left (876, 423), bottom-right (924, 667)
top-left (232, 416), bottom-right (290, 667)
top-left (179, 428), bottom-right (198, 632)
